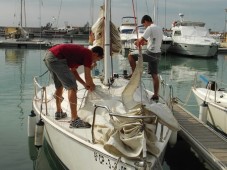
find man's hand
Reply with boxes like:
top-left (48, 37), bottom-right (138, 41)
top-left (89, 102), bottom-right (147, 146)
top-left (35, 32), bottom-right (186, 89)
top-left (87, 83), bottom-right (96, 91)
top-left (134, 37), bottom-right (147, 48)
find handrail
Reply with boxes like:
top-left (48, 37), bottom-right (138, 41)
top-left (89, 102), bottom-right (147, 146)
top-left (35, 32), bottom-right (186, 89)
top-left (109, 112), bottom-right (157, 119)
top-left (92, 104), bottom-right (158, 144)
top-left (34, 76), bottom-right (44, 89)
top-left (91, 104), bottom-right (111, 143)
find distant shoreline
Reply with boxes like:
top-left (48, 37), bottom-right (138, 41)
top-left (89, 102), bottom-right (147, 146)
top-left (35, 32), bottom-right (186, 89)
top-left (0, 26), bottom-right (89, 39)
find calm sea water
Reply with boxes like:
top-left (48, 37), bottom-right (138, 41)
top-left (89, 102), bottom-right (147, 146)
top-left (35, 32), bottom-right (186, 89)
top-left (0, 42), bottom-right (226, 170)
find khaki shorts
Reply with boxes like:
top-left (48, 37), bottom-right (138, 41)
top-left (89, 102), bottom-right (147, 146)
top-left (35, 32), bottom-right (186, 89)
top-left (43, 51), bottom-right (77, 90)
top-left (130, 50), bottom-right (161, 74)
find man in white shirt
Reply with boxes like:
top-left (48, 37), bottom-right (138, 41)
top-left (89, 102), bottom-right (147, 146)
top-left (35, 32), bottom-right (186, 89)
top-left (128, 15), bottom-right (163, 102)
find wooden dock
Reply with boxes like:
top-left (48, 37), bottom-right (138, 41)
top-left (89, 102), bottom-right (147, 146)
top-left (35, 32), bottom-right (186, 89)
top-left (0, 39), bottom-right (52, 49)
top-left (172, 102), bottom-right (227, 170)
top-left (218, 47), bottom-right (227, 53)
top-left (0, 39), bottom-right (90, 49)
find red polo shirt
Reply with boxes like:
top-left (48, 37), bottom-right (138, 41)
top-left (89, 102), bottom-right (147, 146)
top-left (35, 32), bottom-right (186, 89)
top-left (49, 44), bottom-right (93, 68)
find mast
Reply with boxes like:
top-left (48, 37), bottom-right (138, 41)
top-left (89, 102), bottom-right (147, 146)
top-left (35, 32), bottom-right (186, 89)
top-left (20, 0), bottom-right (26, 27)
top-left (103, 0), bottom-right (111, 85)
top-left (24, 0), bottom-right (27, 27)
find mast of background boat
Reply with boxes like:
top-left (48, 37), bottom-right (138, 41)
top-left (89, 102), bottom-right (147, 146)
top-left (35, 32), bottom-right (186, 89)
top-left (103, 0), bottom-right (111, 85)
top-left (20, 0), bottom-right (26, 27)
top-left (20, 0), bottom-right (23, 27)
top-left (152, 0), bottom-right (158, 24)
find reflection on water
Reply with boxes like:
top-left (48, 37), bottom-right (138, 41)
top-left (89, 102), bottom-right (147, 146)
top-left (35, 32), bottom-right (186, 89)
top-left (28, 137), bottom-right (68, 170)
top-left (5, 49), bottom-right (28, 127)
top-left (5, 49), bottom-right (27, 64)
top-left (161, 54), bottom-right (218, 71)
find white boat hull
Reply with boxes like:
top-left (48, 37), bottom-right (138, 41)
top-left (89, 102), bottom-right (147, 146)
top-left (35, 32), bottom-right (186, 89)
top-left (41, 115), bottom-right (169, 170)
top-left (43, 118), bottom-right (137, 170)
top-left (192, 87), bottom-right (227, 135)
top-left (168, 42), bottom-right (218, 57)
top-left (170, 16), bottom-right (219, 57)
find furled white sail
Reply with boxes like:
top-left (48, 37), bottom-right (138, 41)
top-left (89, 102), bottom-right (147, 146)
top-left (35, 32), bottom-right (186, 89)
top-left (91, 5), bottom-right (122, 54)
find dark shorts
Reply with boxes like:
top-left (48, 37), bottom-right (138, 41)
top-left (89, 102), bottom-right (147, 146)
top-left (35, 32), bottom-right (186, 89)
top-left (130, 50), bottom-right (161, 74)
top-left (43, 51), bottom-right (77, 90)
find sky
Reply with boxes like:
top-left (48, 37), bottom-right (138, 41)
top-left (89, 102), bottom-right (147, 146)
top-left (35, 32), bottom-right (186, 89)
top-left (0, 0), bottom-right (226, 32)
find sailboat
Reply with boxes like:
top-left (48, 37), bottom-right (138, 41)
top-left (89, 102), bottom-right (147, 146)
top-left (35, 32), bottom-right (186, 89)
top-left (31, 1), bottom-right (180, 169)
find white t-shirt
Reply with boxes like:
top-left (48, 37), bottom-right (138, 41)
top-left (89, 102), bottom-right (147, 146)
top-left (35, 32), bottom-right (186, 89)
top-left (142, 24), bottom-right (163, 53)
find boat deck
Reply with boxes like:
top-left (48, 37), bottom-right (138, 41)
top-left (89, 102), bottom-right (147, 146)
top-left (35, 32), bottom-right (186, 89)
top-left (172, 101), bottom-right (227, 170)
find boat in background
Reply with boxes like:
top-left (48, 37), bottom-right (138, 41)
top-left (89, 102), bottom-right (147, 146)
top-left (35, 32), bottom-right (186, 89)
top-left (168, 13), bottom-right (219, 57)
top-left (192, 75), bottom-right (227, 136)
top-left (119, 16), bottom-right (137, 44)
top-left (1, 25), bottom-right (52, 49)
top-left (41, 25), bottom-right (79, 38)
top-left (31, 1), bottom-right (180, 169)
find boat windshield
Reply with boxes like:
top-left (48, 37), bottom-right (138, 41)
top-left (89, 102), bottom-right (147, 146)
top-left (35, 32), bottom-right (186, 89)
top-left (121, 29), bottom-right (134, 34)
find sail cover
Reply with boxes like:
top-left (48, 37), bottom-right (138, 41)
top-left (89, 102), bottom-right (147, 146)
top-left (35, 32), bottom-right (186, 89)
top-left (91, 5), bottom-right (122, 54)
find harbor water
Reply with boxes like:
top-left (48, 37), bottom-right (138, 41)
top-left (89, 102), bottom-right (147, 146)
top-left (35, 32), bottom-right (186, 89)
top-left (0, 41), bottom-right (227, 169)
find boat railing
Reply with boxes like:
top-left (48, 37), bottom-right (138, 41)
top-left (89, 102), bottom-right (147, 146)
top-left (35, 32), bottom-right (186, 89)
top-left (193, 74), bottom-right (227, 103)
top-left (33, 75), bottom-right (50, 115)
top-left (159, 75), bottom-right (174, 109)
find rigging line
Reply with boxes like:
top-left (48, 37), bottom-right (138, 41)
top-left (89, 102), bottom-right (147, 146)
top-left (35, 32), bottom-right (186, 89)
top-left (90, 0), bottom-right (94, 28)
top-left (39, 0), bottom-right (43, 49)
top-left (144, 0), bottom-right (149, 15)
top-left (163, 0), bottom-right (168, 83)
top-left (56, 0), bottom-right (63, 28)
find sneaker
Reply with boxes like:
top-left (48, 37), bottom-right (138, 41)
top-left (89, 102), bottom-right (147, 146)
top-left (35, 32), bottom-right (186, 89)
top-left (69, 118), bottom-right (91, 128)
top-left (151, 95), bottom-right (159, 102)
top-left (55, 111), bottom-right (67, 120)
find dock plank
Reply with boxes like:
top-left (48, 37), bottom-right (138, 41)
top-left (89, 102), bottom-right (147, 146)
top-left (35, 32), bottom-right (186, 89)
top-left (172, 102), bottom-right (227, 170)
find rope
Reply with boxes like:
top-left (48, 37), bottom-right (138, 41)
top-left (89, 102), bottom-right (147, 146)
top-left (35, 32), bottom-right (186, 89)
top-left (38, 70), bottom-right (48, 78)
top-left (52, 88), bottom-right (88, 109)
top-left (113, 157), bottom-right (121, 170)
top-left (78, 88), bottom-right (88, 109)
top-left (56, 0), bottom-right (62, 28)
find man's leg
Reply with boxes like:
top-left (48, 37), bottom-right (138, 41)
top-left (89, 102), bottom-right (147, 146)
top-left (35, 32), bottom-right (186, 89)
top-left (152, 74), bottom-right (159, 97)
top-left (145, 52), bottom-right (160, 100)
top-left (55, 86), bottom-right (63, 112)
top-left (128, 53), bottom-right (136, 74)
top-left (68, 88), bottom-right (77, 121)
top-left (68, 88), bottom-right (91, 128)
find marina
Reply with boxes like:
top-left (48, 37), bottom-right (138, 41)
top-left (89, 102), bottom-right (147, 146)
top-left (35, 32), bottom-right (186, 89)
top-left (0, 44), bottom-right (226, 169)
top-left (0, 0), bottom-right (227, 169)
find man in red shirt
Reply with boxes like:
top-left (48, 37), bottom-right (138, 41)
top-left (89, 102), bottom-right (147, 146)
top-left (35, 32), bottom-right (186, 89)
top-left (44, 44), bottom-right (104, 128)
